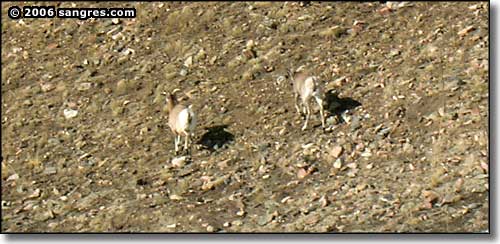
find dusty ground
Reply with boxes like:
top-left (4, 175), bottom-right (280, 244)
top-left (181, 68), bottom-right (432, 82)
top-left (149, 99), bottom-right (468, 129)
top-left (1, 2), bottom-right (489, 232)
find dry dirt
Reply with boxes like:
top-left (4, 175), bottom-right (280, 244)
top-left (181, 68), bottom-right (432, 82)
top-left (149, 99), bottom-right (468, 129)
top-left (1, 2), bottom-right (489, 232)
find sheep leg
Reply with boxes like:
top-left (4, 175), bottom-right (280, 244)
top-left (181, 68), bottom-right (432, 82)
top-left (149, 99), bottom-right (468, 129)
top-left (184, 133), bottom-right (190, 153)
top-left (314, 95), bottom-right (326, 129)
top-left (302, 102), bottom-right (311, 131)
top-left (174, 135), bottom-right (180, 154)
top-left (294, 93), bottom-right (301, 117)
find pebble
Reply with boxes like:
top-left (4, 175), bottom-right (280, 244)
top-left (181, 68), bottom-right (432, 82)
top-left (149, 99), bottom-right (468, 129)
top-left (454, 178), bottom-right (464, 192)
top-left (7, 174), bottom-right (19, 181)
top-left (43, 167), bottom-right (57, 175)
top-left (169, 194), bottom-right (184, 201)
top-left (63, 109), bottom-right (78, 119)
top-left (350, 115), bottom-right (361, 131)
top-left (346, 163), bottom-right (357, 169)
top-left (206, 225), bottom-right (215, 232)
top-left (40, 83), bottom-right (55, 92)
top-left (276, 76), bottom-right (286, 85)
top-left (458, 26), bottom-right (475, 36)
top-left (232, 220), bottom-right (243, 226)
top-left (171, 156), bottom-right (187, 168)
top-left (184, 56), bottom-right (193, 67)
top-left (331, 146), bottom-right (343, 158)
top-left (180, 69), bottom-right (188, 76)
top-left (78, 82), bottom-right (92, 91)
top-left (333, 158), bottom-right (342, 169)
top-left (297, 168), bottom-right (309, 179)
top-left (23, 99), bottom-right (33, 107)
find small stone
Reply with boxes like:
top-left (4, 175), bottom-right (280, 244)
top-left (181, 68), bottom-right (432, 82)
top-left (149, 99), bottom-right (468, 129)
top-left (458, 26), bottom-right (475, 36)
top-left (209, 56), bottom-right (217, 65)
top-left (389, 49), bottom-right (401, 57)
top-left (7, 174), bottom-right (19, 181)
top-left (169, 194), bottom-right (183, 201)
top-left (350, 116), bottom-right (361, 131)
top-left (236, 209), bottom-right (245, 216)
top-left (166, 223), bottom-right (177, 228)
top-left (232, 220), bottom-right (243, 226)
top-left (206, 225), bottom-right (215, 232)
top-left (480, 161), bottom-right (488, 172)
top-left (40, 83), bottom-right (55, 92)
top-left (63, 109), bottom-right (78, 119)
top-left (23, 99), bottom-right (33, 107)
top-left (409, 163), bottom-right (415, 171)
top-left (331, 146), bottom-right (343, 158)
top-left (43, 167), bottom-right (57, 175)
top-left (26, 189), bottom-right (41, 199)
top-left (333, 158), bottom-right (342, 169)
top-left (346, 163), bottom-right (357, 169)
top-left (184, 56), bottom-right (193, 67)
top-left (333, 76), bottom-right (346, 87)
top-left (171, 156), bottom-right (187, 168)
top-left (297, 168), bottom-right (307, 179)
top-left (246, 40), bottom-right (255, 49)
top-left (217, 159), bottom-right (231, 169)
top-left (422, 190), bottom-right (439, 205)
top-left (276, 75), bottom-right (286, 85)
top-left (112, 18), bottom-right (120, 24)
top-left (361, 149), bottom-right (372, 157)
top-left (319, 195), bottom-right (328, 207)
top-left (180, 69), bottom-right (188, 76)
top-left (454, 178), bottom-right (464, 192)
top-left (78, 82), bottom-right (92, 91)
top-left (223, 222), bottom-right (231, 227)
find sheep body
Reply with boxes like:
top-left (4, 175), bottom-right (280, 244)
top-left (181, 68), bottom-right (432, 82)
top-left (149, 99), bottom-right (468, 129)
top-left (166, 92), bottom-right (196, 153)
top-left (291, 70), bottom-right (326, 130)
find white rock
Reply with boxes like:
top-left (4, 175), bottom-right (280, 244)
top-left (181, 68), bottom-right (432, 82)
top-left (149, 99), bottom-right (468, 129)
top-left (171, 156), bottom-right (187, 168)
top-left (63, 109), bottom-right (78, 119)
top-left (184, 56), bottom-right (193, 67)
top-left (333, 159), bottom-right (342, 169)
top-left (7, 174), bottom-right (19, 181)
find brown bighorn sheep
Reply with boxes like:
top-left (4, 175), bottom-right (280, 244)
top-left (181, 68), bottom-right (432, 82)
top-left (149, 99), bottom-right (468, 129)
top-left (289, 68), bottom-right (326, 131)
top-left (165, 89), bottom-right (197, 154)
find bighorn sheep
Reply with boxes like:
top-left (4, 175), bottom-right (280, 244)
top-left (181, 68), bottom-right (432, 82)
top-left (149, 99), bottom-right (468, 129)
top-left (289, 68), bottom-right (326, 131)
top-left (165, 89), bottom-right (197, 154)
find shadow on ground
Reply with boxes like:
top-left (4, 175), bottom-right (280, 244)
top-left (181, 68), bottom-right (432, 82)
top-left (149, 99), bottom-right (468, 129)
top-left (324, 89), bottom-right (362, 117)
top-left (197, 125), bottom-right (235, 151)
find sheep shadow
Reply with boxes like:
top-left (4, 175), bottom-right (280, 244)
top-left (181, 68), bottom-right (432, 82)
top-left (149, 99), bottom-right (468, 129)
top-left (324, 89), bottom-right (362, 119)
top-left (197, 125), bottom-right (234, 152)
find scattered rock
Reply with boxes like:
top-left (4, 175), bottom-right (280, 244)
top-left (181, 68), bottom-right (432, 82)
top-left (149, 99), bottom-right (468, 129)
top-left (458, 26), bottom-right (475, 36)
top-left (184, 56), bottom-right (193, 67)
top-left (43, 167), bottom-right (57, 175)
top-left (172, 156), bottom-right (187, 168)
top-left (63, 109), bottom-right (78, 119)
top-left (78, 82), bottom-right (92, 91)
top-left (169, 194), bottom-right (184, 201)
top-left (333, 158), bottom-right (342, 169)
top-left (422, 190), bottom-right (439, 208)
top-left (6, 174), bottom-right (19, 181)
top-left (40, 83), bottom-right (55, 92)
top-left (331, 145), bottom-right (343, 158)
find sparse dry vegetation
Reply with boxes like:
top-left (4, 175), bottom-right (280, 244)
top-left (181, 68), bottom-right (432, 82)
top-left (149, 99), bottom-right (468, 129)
top-left (1, 2), bottom-right (488, 232)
